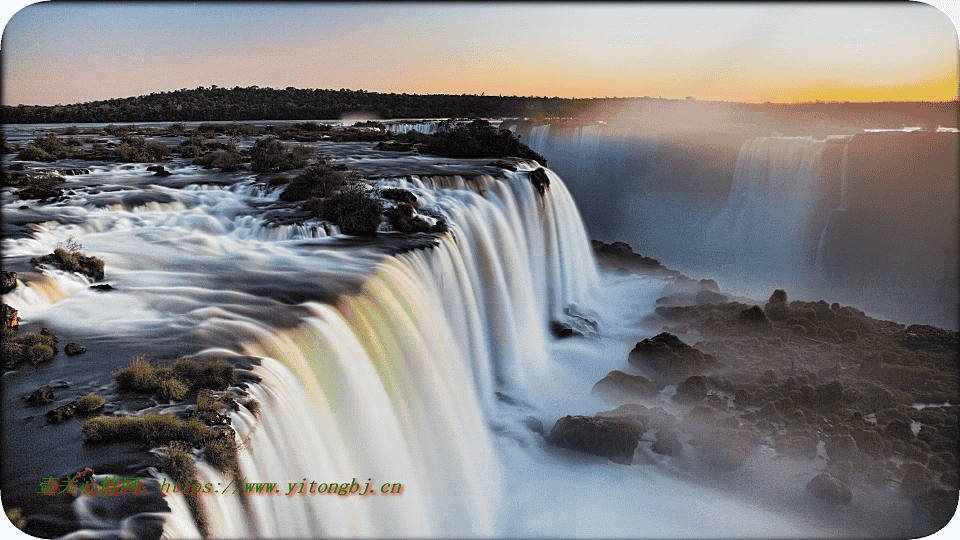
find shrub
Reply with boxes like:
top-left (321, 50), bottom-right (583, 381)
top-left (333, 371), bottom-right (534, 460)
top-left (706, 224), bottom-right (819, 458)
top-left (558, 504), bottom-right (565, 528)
top-left (397, 120), bottom-right (548, 165)
top-left (250, 137), bottom-right (311, 172)
top-left (173, 357), bottom-right (235, 390)
top-left (279, 164), bottom-right (354, 202)
top-left (26, 343), bottom-right (55, 364)
top-left (30, 247), bottom-right (105, 280)
top-left (158, 379), bottom-right (189, 401)
top-left (15, 145), bottom-right (56, 162)
top-left (194, 150), bottom-right (244, 172)
top-left (319, 184), bottom-right (384, 236)
top-left (241, 398), bottom-right (260, 418)
top-left (203, 434), bottom-right (238, 473)
top-left (144, 141), bottom-right (172, 160)
top-left (14, 175), bottom-right (64, 199)
top-left (385, 203), bottom-right (431, 233)
top-left (114, 357), bottom-right (160, 392)
top-left (75, 394), bottom-right (105, 412)
top-left (114, 142), bottom-right (149, 163)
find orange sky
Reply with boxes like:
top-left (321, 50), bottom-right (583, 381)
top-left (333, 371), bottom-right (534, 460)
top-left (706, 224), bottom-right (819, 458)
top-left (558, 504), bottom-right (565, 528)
top-left (2, 2), bottom-right (958, 106)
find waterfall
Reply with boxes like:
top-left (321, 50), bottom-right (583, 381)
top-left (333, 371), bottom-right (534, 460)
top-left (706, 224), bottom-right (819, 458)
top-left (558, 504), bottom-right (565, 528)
top-left (527, 124), bottom-right (550, 153)
top-left (173, 167), bottom-right (600, 537)
top-left (813, 143), bottom-right (848, 274)
top-left (708, 137), bottom-right (824, 275)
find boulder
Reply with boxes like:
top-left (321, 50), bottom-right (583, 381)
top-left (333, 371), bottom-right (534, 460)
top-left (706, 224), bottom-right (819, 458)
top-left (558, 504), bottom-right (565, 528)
top-left (764, 289), bottom-right (790, 321)
top-left (592, 370), bottom-right (660, 402)
top-left (651, 429), bottom-right (682, 455)
top-left (737, 306), bottom-right (772, 330)
top-left (806, 473), bottom-right (852, 504)
top-left (529, 168), bottom-right (550, 195)
top-left (90, 284), bottom-right (114, 292)
top-left (1, 270), bottom-right (17, 294)
top-left (627, 332), bottom-right (716, 381)
top-left (549, 415), bottom-right (645, 464)
top-left (825, 434), bottom-right (859, 462)
top-left (2, 303), bottom-right (18, 327)
top-left (26, 385), bottom-right (55, 405)
top-left (695, 289), bottom-right (727, 305)
top-left (45, 401), bottom-right (79, 424)
top-left (64, 343), bottom-right (86, 356)
top-left (673, 375), bottom-right (709, 404)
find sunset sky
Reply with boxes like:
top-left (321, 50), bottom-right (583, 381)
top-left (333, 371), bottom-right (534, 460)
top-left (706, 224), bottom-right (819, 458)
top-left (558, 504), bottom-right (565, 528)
top-left (2, 2), bottom-right (958, 106)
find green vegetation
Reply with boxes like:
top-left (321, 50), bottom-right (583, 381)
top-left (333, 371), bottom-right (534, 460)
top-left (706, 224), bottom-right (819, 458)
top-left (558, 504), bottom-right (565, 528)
top-left (15, 133), bottom-right (74, 161)
top-left (315, 184), bottom-right (384, 236)
top-left (2, 326), bottom-right (59, 370)
top-left (159, 441), bottom-right (209, 538)
top-left (192, 147), bottom-right (245, 172)
top-left (114, 355), bottom-right (235, 397)
top-left (250, 137), bottom-right (313, 172)
top-left (75, 394), bottom-right (105, 412)
top-left (30, 244), bottom-right (105, 280)
top-left (278, 162), bottom-right (356, 201)
top-left (241, 398), bottom-right (260, 418)
top-left (8, 174), bottom-right (65, 200)
top-left (396, 119), bottom-right (547, 165)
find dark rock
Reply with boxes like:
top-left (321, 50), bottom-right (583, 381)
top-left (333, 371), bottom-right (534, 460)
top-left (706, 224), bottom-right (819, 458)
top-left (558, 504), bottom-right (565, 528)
top-left (806, 473), bottom-right (852, 504)
top-left (886, 419), bottom-right (914, 441)
top-left (549, 321), bottom-right (579, 339)
top-left (769, 289), bottom-right (788, 304)
top-left (627, 332), bottom-right (716, 381)
top-left (64, 343), bottom-right (86, 356)
top-left (651, 430), bottom-right (682, 455)
top-left (825, 434), bottom-right (859, 462)
top-left (815, 380), bottom-right (844, 406)
top-left (489, 160), bottom-right (517, 171)
top-left (529, 168), bottom-right (550, 195)
top-left (900, 462), bottom-right (934, 498)
top-left (153, 169), bottom-right (172, 177)
top-left (695, 289), bottom-right (727, 305)
top-left (737, 305), bottom-right (771, 330)
top-left (26, 385), bottom-right (55, 405)
top-left (673, 375), bottom-right (709, 404)
top-left (1, 270), bottom-right (17, 294)
top-left (58, 168), bottom-right (90, 175)
top-left (592, 370), bottom-right (661, 402)
top-left (523, 416), bottom-right (544, 435)
top-left (429, 218), bottom-right (448, 233)
top-left (45, 401), bottom-right (79, 424)
top-left (146, 165), bottom-right (166, 172)
top-left (89, 284), bottom-right (113, 292)
top-left (548, 415), bottom-right (645, 464)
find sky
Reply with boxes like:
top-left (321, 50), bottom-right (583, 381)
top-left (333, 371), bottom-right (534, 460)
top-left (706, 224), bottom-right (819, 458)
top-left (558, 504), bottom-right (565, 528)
top-left (1, 1), bottom-right (958, 106)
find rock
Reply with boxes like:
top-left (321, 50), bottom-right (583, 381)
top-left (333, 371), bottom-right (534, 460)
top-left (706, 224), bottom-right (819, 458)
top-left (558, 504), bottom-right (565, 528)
top-left (489, 160), bottom-right (517, 171)
top-left (146, 165), bottom-right (165, 172)
top-left (825, 434), bottom-right (859, 462)
top-left (64, 343), bottom-right (86, 356)
top-left (592, 370), bottom-right (660, 402)
top-left (886, 419), bottom-right (914, 441)
top-left (695, 289), bottom-right (727, 305)
top-left (627, 332), bottom-right (715, 381)
top-left (681, 405), bottom-right (717, 435)
top-left (45, 401), bottom-right (79, 424)
top-left (698, 279), bottom-right (720, 292)
top-left (651, 430), bottom-right (682, 455)
top-left (769, 289), bottom-right (788, 304)
top-left (673, 375), bottom-right (708, 404)
top-left (2, 303), bottom-right (18, 327)
top-left (806, 473), bottom-right (852, 504)
top-left (815, 380), bottom-right (844, 406)
top-left (523, 416), bottom-right (544, 435)
top-left (764, 289), bottom-right (790, 321)
top-left (26, 385), bottom-right (55, 405)
top-left (900, 462), bottom-right (934, 498)
top-left (548, 415), bottom-right (645, 464)
top-left (89, 284), bottom-right (114, 292)
top-left (549, 321), bottom-right (579, 339)
top-left (1, 270), bottom-right (17, 294)
top-left (529, 168), bottom-right (550, 195)
top-left (153, 169), bottom-right (172, 177)
top-left (737, 305), bottom-right (771, 330)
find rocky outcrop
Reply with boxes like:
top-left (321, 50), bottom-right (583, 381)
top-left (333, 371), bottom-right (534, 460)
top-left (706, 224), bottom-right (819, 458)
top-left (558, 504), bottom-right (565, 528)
top-left (1, 270), bottom-right (17, 294)
top-left (628, 332), bottom-right (717, 381)
top-left (806, 473), bottom-right (852, 504)
top-left (549, 415), bottom-right (646, 465)
top-left (591, 370), bottom-right (661, 402)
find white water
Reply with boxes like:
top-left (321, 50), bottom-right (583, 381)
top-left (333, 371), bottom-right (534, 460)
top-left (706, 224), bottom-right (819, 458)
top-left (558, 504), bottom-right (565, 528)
top-left (3, 151), bottom-right (877, 538)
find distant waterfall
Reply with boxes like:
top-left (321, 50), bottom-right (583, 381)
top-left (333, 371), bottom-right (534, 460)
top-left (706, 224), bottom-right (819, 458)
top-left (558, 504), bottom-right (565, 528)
top-left (528, 124), bottom-right (550, 152)
top-left (708, 137), bottom-right (824, 272)
top-left (189, 167), bottom-right (600, 538)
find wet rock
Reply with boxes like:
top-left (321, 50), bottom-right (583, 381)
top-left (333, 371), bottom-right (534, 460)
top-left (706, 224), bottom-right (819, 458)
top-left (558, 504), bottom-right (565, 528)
top-left (695, 289), bottom-right (727, 305)
top-left (886, 419), bottom-right (914, 441)
top-left (592, 370), bottom-right (660, 402)
top-left (900, 462), bottom-right (934, 498)
top-left (549, 321), bottom-right (580, 339)
top-left (549, 415), bottom-right (645, 465)
top-left (806, 473), bottom-right (852, 504)
top-left (825, 434), bottom-right (859, 462)
top-left (1, 270), bottom-right (17, 294)
top-left (681, 405), bottom-right (717, 436)
top-left (651, 429), bottom-right (682, 455)
top-left (673, 375), bottom-right (709, 404)
top-left (488, 160), bottom-right (517, 171)
top-left (737, 305), bottom-right (772, 330)
top-left (2, 303), bottom-right (18, 327)
top-left (45, 401), bottom-right (79, 424)
top-left (764, 289), bottom-right (790, 321)
top-left (529, 168), bottom-right (550, 195)
top-left (628, 332), bottom-right (716, 381)
top-left (26, 385), bottom-right (55, 405)
top-left (64, 343), bottom-right (86, 356)
top-left (89, 284), bottom-right (114, 292)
